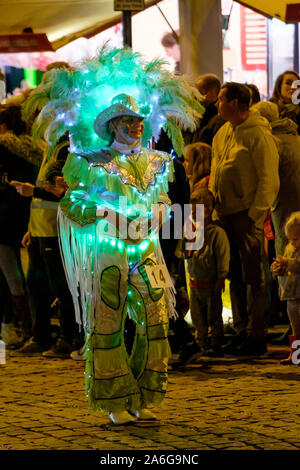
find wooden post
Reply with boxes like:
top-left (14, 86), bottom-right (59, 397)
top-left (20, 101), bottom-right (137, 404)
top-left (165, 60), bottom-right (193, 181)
top-left (122, 10), bottom-right (132, 47)
top-left (114, 1), bottom-right (146, 48)
top-left (179, 0), bottom-right (223, 80)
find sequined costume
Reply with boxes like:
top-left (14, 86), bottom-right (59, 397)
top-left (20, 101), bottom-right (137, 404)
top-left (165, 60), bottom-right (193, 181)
top-left (58, 146), bottom-right (174, 412)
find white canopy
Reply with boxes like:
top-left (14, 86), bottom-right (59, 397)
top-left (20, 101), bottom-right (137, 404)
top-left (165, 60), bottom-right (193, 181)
top-left (0, 0), bottom-right (161, 50)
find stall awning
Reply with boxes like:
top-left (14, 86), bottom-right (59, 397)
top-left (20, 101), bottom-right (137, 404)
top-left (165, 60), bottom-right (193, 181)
top-left (0, 0), bottom-right (162, 51)
top-left (235, 1), bottom-right (300, 23)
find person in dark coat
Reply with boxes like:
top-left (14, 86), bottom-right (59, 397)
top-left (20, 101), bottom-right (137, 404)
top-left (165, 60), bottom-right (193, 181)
top-left (0, 105), bottom-right (43, 347)
top-left (155, 130), bottom-right (201, 362)
top-left (184, 74), bottom-right (225, 146)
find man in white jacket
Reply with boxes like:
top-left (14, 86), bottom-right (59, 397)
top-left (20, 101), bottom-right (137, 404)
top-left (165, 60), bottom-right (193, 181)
top-left (209, 82), bottom-right (280, 355)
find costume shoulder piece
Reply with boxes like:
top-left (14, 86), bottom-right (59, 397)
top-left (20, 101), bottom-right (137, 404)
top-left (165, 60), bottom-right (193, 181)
top-left (63, 148), bottom-right (174, 207)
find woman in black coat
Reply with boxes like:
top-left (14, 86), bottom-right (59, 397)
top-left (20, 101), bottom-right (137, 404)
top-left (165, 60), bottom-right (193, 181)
top-left (0, 105), bottom-right (42, 346)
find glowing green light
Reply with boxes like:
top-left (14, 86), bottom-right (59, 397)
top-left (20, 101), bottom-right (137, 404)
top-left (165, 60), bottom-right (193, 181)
top-left (139, 240), bottom-right (149, 252)
top-left (110, 239), bottom-right (116, 247)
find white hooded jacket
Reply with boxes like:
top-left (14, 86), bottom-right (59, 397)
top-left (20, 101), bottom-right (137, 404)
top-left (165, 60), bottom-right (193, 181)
top-left (209, 111), bottom-right (280, 228)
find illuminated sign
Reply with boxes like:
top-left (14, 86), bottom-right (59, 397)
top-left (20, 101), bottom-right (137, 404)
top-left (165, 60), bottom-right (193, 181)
top-left (240, 6), bottom-right (267, 71)
top-left (114, 0), bottom-right (145, 11)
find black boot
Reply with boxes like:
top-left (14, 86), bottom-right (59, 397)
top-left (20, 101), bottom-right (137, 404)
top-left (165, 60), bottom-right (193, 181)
top-left (271, 326), bottom-right (292, 345)
top-left (178, 341), bottom-right (201, 362)
top-left (222, 333), bottom-right (245, 354)
top-left (234, 336), bottom-right (267, 356)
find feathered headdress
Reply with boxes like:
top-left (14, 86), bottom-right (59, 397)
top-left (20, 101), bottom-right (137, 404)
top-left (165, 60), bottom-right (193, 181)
top-left (22, 45), bottom-right (204, 157)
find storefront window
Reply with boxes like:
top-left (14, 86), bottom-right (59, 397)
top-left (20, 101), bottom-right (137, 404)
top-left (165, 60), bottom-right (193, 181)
top-left (268, 18), bottom-right (295, 97)
top-left (222, 0), bottom-right (298, 99)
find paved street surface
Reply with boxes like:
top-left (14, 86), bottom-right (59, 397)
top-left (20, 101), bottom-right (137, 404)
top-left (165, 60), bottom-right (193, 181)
top-left (0, 338), bottom-right (300, 455)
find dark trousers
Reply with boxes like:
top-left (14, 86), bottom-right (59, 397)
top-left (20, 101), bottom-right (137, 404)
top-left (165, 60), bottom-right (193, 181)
top-left (190, 288), bottom-right (224, 348)
top-left (27, 236), bottom-right (78, 345)
top-left (0, 268), bottom-right (13, 324)
top-left (160, 238), bottom-right (195, 349)
top-left (221, 212), bottom-right (266, 340)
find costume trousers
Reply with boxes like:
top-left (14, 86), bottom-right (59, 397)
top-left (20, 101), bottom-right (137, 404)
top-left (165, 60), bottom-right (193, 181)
top-left (221, 212), bottom-right (266, 340)
top-left (189, 287), bottom-right (223, 348)
top-left (85, 242), bottom-right (170, 413)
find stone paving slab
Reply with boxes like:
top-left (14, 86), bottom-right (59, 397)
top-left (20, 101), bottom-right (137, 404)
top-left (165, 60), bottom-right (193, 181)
top-left (0, 345), bottom-right (299, 455)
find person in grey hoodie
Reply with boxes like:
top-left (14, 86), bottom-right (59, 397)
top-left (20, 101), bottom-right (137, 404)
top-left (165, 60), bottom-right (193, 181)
top-left (252, 101), bottom-right (300, 257)
top-left (209, 83), bottom-right (280, 356)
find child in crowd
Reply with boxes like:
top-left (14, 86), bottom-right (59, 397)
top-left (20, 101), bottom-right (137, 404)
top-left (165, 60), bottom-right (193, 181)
top-left (183, 142), bottom-right (211, 193)
top-left (271, 212), bottom-right (300, 365)
top-left (186, 188), bottom-right (230, 357)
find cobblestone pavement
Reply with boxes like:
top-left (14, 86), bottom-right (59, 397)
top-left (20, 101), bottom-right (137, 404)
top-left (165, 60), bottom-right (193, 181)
top-left (0, 342), bottom-right (300, 453)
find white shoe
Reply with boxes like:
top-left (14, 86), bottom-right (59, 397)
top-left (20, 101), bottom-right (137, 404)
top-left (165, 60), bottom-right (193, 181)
top-left (1, 322), bottom-right (22, 349)
top-left (70, 347), bottom-right (85, 361)
top-left (109, 410), bottom-right (136, 425)
top-left (135, 408), bottom-right (157, 420)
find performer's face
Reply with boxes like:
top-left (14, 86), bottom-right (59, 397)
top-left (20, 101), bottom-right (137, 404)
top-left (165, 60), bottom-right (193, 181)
top-left (113, 116), bottom-right (144, 144)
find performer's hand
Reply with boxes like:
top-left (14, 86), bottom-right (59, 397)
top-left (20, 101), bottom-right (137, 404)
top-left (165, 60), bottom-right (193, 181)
top-left (55, 176), bottom-right (69, 191)
top-left (44, 182), bottom-right (66, 198)
top-left (10, 180), bottom-right (34, 197)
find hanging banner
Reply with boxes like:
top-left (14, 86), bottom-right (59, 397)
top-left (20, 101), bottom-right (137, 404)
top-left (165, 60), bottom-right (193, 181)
top-left (286, 3), bottom-right (300, 23)
top-left (0, 34), bottom-right (53, 53)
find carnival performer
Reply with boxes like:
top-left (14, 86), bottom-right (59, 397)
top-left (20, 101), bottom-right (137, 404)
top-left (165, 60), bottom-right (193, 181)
top-left (24, 47), bottom-right (204, 424)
